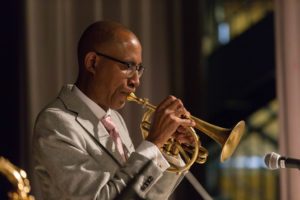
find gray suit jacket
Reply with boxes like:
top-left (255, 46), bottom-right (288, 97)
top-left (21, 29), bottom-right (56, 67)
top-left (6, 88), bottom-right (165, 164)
top-left (33, 85), bottom-right (183, 200)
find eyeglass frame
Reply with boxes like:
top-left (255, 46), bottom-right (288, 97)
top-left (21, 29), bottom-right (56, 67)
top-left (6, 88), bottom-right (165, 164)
top-left (94, 51), bottom-right (144, 78)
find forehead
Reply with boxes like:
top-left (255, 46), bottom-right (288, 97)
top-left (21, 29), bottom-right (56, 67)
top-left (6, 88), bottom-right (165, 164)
top-left (104, 30), bottom-right (141, 48)
top-left (100, 32), bottom-right (142, 58)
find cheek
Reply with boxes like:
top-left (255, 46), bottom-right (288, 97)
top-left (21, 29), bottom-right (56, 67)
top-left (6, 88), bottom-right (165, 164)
top-left (96, 71), bottom-right (120, 90)
top-left (94, 67), bottom-right (128, 103)
top-left (109, 77), bottom-right (125, 92)
top-left (109, 70), bottom-right (128, 88)
top-left (107, 77), bottom-right (127, 100)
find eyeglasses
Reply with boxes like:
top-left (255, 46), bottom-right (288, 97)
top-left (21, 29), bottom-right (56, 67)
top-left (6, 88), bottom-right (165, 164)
top-left (95, 51), bottom-right (144, 78)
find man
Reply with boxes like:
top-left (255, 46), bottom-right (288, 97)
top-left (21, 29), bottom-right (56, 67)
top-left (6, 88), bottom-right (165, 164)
top-left (33, 20), bottom-right (195, 200)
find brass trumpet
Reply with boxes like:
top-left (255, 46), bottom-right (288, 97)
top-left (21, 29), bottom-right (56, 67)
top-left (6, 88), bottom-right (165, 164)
top-left (127, 93), bottom-right (245, 173)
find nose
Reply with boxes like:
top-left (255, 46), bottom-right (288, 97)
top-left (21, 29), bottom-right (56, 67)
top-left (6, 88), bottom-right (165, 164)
top-left (128, 71), bottom-right (140, 89)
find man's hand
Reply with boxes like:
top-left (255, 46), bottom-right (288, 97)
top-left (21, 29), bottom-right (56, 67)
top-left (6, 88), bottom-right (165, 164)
top-left (146, 95), bottom-right (195, 148)
top-left (173, 126), bottom-right (195, 145)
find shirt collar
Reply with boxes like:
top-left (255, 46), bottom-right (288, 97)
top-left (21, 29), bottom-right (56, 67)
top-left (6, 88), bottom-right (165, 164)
top-left (72, 85), bottom-right (111, 120)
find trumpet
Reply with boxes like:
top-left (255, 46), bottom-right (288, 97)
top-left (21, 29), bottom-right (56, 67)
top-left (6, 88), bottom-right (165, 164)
top-left (127, 93), bottom-right (245, 173)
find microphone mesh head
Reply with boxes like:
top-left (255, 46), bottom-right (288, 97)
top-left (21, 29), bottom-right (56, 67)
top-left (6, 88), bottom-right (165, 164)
top-left (264, 152), bottom-right (281, 169)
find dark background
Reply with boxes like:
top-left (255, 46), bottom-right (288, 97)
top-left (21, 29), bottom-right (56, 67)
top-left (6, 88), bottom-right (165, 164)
top-left (0, 0), bottom-right (26, 199)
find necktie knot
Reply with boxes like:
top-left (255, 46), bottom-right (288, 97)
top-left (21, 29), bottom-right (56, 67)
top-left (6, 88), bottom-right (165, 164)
top-left (101, 116), bottom-right (115, 132)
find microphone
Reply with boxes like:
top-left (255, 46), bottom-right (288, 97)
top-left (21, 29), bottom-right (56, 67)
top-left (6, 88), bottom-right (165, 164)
top-left (264, 152), bottom-right (300, 170)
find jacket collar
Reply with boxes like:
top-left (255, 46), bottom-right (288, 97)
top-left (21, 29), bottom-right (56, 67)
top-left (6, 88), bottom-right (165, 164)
top-left (58, 84), bottom-right (130, 164)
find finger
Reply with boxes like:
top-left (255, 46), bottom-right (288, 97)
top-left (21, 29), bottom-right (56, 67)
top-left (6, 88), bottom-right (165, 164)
top-left (156, 95), bottom-right (177, 112)
top-left (177, 118), bottom-right (196, 127)
top-left (174, 131), bottom-right (194, 144)
top-left (177, 126), bottom-right (187, 133)
top-left (182, 109), bottom-right (191, 119)
top-left (175, 107), bottom-right (191, 119)
top-left (157, 96), bottom-right (184, 112)
top-left (175, 126), bottom-right (192, 137)
top-left (168, 98), bottom-right (184, 113)
top-left (174, 107), bottom-right (184, 117)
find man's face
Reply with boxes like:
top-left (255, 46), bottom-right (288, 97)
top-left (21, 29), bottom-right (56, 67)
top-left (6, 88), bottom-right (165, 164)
top-left (91, 34), bottom-right (142, 110)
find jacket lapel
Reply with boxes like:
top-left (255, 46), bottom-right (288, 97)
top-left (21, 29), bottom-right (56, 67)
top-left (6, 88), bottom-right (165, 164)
top-left (58, 85), bottom-right (124, 165)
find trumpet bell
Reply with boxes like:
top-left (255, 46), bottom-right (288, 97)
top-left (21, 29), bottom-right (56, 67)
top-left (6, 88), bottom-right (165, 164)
top-left (191, 116), bottom-right (245, 162)
top-left (220, 120), bottom-right (245, 162)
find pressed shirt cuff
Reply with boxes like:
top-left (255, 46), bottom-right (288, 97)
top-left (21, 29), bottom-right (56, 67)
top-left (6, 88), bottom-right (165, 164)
top-left (136, 140), bottom-right (170, 171)
top-left (162, 151), bottom-right (186, 168)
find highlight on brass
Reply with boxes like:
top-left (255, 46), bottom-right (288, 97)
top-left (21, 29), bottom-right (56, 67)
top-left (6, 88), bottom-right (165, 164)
top-left (127, 93), bottom-right (245, 173)
top-left (0, 156), bottom-right (35, 200)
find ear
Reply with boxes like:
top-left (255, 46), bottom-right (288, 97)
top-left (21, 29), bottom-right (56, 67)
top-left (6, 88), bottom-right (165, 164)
top-left (84, 52), bottom-right (97, 74)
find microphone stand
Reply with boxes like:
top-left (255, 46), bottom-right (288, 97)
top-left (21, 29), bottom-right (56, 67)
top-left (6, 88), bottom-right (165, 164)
top-left (185, 171), bottom-right (213, 200)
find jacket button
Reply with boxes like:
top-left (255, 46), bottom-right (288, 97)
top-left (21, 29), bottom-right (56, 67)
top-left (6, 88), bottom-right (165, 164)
top-left (141, 185), bottom-right (146, 191)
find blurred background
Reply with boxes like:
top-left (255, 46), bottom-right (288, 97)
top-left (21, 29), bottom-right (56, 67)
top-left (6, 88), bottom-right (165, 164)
top-left (1, 0), bottom-right (300, 199)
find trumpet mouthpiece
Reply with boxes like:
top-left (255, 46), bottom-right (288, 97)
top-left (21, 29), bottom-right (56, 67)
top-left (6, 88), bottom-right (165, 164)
top-left (127, 93), bottom-right (137, 101)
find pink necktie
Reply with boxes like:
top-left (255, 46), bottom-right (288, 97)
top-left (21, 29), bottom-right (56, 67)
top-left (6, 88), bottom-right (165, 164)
top-left (101, 116), bottom-right (126, 161)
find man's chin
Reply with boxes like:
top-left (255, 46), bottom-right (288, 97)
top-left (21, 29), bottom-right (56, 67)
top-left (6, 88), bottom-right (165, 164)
top-left (112, 100), bottom-right (126, 110)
